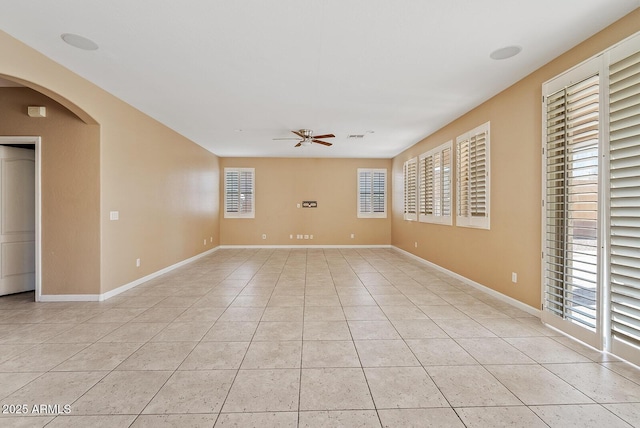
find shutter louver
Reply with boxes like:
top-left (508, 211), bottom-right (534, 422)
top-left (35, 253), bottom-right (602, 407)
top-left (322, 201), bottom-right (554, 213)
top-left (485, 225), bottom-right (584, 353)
top-left (610, 50), bottom-right (640, 349)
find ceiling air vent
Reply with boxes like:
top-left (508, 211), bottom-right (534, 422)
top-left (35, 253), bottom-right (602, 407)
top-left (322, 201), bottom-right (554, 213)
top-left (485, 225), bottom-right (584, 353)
top-left (347, 134), bottom-right (365, 139)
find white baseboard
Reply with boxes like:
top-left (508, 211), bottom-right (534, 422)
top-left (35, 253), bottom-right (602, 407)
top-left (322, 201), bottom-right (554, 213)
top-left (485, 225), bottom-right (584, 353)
top-left (37, 294), bottom-right (101, 302)
top-left (393, 246), bottom-right (541, 318)
top-left (218, 245), bottom-right (392, 249)
top-left (38, 247), bottom-right (221, 302)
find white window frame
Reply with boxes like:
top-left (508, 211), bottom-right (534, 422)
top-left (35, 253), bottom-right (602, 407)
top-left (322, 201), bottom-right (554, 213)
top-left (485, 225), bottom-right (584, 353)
top-left (403, 158), bottom-right (418, 221)
top-left (357, 168), bottom-right (387, 218)
top-left (419, 141), bottom-right (453, 225)
top-left (224, 167), bottom-right (255, 218)
top-left (456, 122), bottom-right (490, 229)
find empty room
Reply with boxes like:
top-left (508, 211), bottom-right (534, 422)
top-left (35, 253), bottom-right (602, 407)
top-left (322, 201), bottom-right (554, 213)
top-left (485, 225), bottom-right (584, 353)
top-left (1, 1), bottom-right (640, 427)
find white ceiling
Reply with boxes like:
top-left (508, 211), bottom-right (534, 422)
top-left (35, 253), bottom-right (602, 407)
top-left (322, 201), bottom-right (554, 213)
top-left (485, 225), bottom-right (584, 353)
top-left (1, 1), bottom-right (638, 158)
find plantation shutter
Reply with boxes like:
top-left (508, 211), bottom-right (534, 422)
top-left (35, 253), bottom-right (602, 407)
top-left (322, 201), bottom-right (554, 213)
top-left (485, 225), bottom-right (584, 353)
top-left (404, 158), bottom-right (417, 221)
top-left (456, 123), bottom-right (490, 228)
top-left (419, 142), bottom-right (452, 224)
top-left (420, 155), bottom-right (434, 216)
top-left (441, 146), bottom-right (452, 218)
top-left (224, 168), bottom-right (254, 218)
top-left (609, 49), bottom-right (640, 349)
top-left (544, 74), bottom-right (599, 330)
top-left (358, 169), bottom-right (386, 218)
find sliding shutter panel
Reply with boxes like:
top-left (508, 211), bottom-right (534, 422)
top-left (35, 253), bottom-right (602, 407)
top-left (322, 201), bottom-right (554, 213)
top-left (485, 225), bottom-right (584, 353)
top-left (610, 49), bottom-right (640, 350)
top-left (544, 74), bottom-right (600, 330)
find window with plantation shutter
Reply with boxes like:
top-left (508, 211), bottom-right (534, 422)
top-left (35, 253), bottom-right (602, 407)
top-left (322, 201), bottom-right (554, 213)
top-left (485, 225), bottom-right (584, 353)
top-left (456, 122), bottom-right (490, 229)
top-left (224, 168), bottom-right (254, 218)
top-left (358, 168), bottom-right (387, 218)
top-left (403, 158), bottom-right (417, 221)
top-left (419, 141), bottom-right (452, 225)
top-left (609, 46), bottom-right (640, 358)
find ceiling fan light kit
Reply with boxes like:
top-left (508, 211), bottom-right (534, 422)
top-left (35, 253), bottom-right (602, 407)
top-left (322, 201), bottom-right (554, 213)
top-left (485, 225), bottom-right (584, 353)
top-left (273, 129), bottom-right (335, 148)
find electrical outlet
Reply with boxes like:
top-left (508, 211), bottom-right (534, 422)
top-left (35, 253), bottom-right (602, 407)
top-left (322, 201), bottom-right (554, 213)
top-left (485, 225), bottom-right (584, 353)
top-left (289, 234), bottom-right (293, 239)
top-left (136, 258), bottom-right (141, 267)
top-left (304, 235), bottom-right (309, 239)
top-left (512, 272), bottom-right (518, 283)
top-left (310, 234), bottom-right (313, 240)
top-left (262, 234), bottom-right (267, 240)
top-left (203, 239), bottom-right (206, 245)
top-left (415, 242), bottom-right (418, 248)
top-left (210, 236), bottom-right (213, 242)
top-left (350, 233), bottom-right (355, 239)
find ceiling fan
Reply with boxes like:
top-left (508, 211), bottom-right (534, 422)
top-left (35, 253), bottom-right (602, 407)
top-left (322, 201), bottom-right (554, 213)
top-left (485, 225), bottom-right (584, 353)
top-left (273, 129), bottom-right (335, 147)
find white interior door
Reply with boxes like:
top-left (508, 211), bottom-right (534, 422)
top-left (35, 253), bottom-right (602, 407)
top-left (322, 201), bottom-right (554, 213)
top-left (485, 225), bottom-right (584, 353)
top-left (0, 146), bottom-right (35, 296)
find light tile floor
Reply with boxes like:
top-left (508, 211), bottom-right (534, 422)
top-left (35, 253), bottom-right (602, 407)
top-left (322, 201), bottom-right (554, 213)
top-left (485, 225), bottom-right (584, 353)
top-left (1, 248), bottom-right (640, 427)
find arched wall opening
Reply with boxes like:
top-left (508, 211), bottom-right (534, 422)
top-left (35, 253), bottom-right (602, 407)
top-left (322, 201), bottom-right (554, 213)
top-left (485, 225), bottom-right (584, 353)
top-left (0, 75), bottom-right (101, 299)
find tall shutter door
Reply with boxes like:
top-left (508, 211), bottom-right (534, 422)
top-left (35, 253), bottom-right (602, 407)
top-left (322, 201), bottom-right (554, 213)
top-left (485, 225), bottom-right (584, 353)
top-left (544, 74), bottom-right (600, 330)
top-left (610, 49), bottom-right (640, 350)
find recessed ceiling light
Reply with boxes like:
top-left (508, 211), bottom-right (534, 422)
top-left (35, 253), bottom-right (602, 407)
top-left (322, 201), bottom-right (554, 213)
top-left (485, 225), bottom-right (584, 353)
top-left (490, 45), bottom-right (521, 60)
top-left (61, 33), bottom-right (99, 51)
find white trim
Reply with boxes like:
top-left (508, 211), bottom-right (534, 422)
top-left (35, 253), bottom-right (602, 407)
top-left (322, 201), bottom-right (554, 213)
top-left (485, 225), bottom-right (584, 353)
top-left (39, 247), bottom-right (220, 302)
top-left (0, 136), bottom-right (41, 301)
top-left (392, 246), bottom-right (541, 317)
top-left (218, 245), bottom-right (392, 249)
top-left (38, 293), bottom-right (101, 302)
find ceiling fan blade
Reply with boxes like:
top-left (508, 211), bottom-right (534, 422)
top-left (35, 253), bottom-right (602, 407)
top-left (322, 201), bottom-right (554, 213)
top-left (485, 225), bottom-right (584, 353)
top-left (312, 134), bottom-right (335, 139)
top-left (292, 130), bottom-right (305, 138)
top-left (312, 139), bottom-right (333, 146)
top-left (295, 142), bottom-right (302, 147)
top-left (273, 138), bottom-right (301, 140)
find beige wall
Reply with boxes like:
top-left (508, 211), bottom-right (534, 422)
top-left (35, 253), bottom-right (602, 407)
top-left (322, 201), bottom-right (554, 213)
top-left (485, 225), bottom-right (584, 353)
top-left (0, 87), bottom-right (101, 294)
top-left (0, 31), bottom-right (220, 296)
top-left (391, 10), bottom-right (640, 309)
top-left (220, 158), bottom-right (391, 246)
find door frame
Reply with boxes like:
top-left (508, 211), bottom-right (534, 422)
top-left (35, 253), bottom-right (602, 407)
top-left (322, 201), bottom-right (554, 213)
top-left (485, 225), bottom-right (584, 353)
top-left (0, 136), bottom-right (41, 301)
